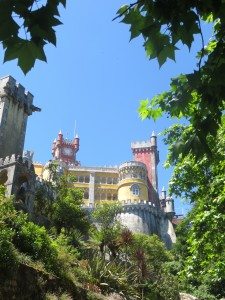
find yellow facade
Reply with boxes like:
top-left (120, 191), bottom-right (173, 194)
top-left (34, 160), bottom-right (149, 206)
top-left (118, 178), bottom-right (148, 201)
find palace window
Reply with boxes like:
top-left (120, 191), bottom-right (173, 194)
top-left (131, 184), bottom-right (140, 196)
top-left (84, 191), bottom-right (89, 199)
top-left (84, 176), bottom-right (90, 183)
top-left (107, 177), bottom-right (112, 184)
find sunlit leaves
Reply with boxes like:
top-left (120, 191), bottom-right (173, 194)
top-left (138, 98), bottom-right (162, 121)
top-left (0, 0), bottom-right (65, 74)
top-left (117, 1), bottom-right (225, 159)
top-left (117, 1), bottom-right (201, 67)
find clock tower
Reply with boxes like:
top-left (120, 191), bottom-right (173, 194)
top-left (52, 131), bottom-right (80, 165)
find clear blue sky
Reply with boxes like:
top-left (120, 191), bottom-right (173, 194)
top-left (0, 1), bottom-right (212, 215)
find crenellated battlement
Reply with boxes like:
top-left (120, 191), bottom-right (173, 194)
top-left (119, 161), bottom-right (147, 170)
top-left (0, 76), bottom-right (40, 115)
top-left (121, 199), bottom-right (155, 206)
top-left (131, 140), bottom-right (152, 149)
top-left (0, 153), bottom-right (34, 169)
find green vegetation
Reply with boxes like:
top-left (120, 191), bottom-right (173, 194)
top-left (116, 2), bottom-right (225, 299)
top-left (1, 149), bottom-right (224, 299)
top-left (0, 178), bottom-right (179, 299)
top-left (117, 1), bottom-right (225, 158)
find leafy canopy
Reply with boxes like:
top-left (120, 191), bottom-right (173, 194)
top-left (116, 0), bottom-right (225, 159)
top-left (0, 0), bottom-right (65, 74)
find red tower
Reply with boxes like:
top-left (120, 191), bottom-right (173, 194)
top-left (131, 132), bottom-right (159, 205)
top-left (52, 130), bottom-right (80, 165)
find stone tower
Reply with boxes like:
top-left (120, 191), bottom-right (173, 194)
top-left (52, 131), bottom-right (80, 165)
top-left (0, 76), bottom-right (40, 158)
top-left (131, 132), bottom-right (159, 206)
top-left (0, 76), bottom-right (40, 214)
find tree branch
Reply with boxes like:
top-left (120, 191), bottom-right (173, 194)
top-left (197, 16), bottom-right (205, 71)
top-left (112, 1), bottom-right (140, 22)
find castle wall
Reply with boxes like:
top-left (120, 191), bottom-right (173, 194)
top-left (117, 202), bottom-right (160, 236)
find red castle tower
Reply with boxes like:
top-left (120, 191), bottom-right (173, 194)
top-left (131, 131), bottom-right (159, 205)
top-left (52, 130), bottom-right (80, 165)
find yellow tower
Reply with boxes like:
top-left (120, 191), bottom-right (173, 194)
top-left (118, 161), bottom-right (148, 202)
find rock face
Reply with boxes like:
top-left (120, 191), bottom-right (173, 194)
top-left (180, 293), bottom-right (198, 300)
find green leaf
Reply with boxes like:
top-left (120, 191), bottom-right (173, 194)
top-left (122, 8), bottom-right (145, 40)
top-left (117, 5), bottom-right (129, 15)
top-left (4, 39), bottom-right (47, 74)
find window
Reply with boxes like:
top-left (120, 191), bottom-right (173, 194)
top-left (113, 194), bottom-right (117, 200)
top-left (79, 176), bottom-right (84, 183)
top-left (113, 178), bottom-right (118, 184)
top-left (84, 191), bottom-right (89, 199)
top-left (107, 193), bottom-right (112, 200)
top-left (107, 177), bottom-right (112, 184)
top-left (84, 176), bottom-right (90, 183)
top-left (131, 184), bottom-right (140, 196)
top-left (101, 177), bottom-right (106, 184)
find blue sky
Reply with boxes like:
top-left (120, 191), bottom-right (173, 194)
top-left (0, 1), bottom-right (212, 215)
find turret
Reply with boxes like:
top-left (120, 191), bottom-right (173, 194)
top-left (150, 131), bottom-right (157, 147)
top-left (165, 196), bottom-right (175, 219)
top-left (118, 161), bottom-right (148, 202)
top-left (131, 132), bottom-right (159, 205)
top-left (73, 134), bottom-right (80, 153)
top-left (51, 131), bottom-right (80, 165)
top-left (57, 130), bottom-right (63, 142)
top-left (160, 186), bottom-right (166, 208)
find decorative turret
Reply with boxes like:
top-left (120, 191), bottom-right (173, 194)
top-left (160, 186), bottom-right (166, 208)
top-left (165, 196), bottom-right (175, 219)
top-left (118, 161), bottom-right (148, 203)
top-left (131, 132), bottom-right (159, 205)
top-left (52, 131), bottom-right (80, 165)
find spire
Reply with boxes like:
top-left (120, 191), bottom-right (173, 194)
top-left (151, 130), bottom-right (156, 137)
top-left (161, 186), bottom-right (166, 200)
top-left (150, 130), bottom-right (157, 147)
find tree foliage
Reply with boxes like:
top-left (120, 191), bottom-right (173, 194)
top-left (167, 118), bottom-right (225, 299)
top-left (0, 0), bottom-right (65, 74)
top-left (116, 0), bottom-right (225, 159)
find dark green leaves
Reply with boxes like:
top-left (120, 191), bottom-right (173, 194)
top-left (0, 0), bottom-right (65, 74)
top-left (117, 1), bottom-right (200, 67)
top-left (4, 39), bottom-right (47, 74)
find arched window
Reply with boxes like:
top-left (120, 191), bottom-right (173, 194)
top-left (131, 184), bottom-right (140, 196)
top-left (113, 178), bottom-right (118, 184)
top-left (84, 176), bottom-right (90, 183)
top-left (107, 193), bottom-right (112, 200)
top-left (101, 193), bottom-right (106, 200)
top-left (79, 176), bottom-right (84, 183)
top-left (101, 177), bottom-right (106, 184)
top-left (95, 193), bottom-right (100, 200)
top-left (84, 191), bottom-right (89, 199)
top-left (107, 177), bottom-right (112, 184)
top-left (112, 194), bottom-right (117, 200)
